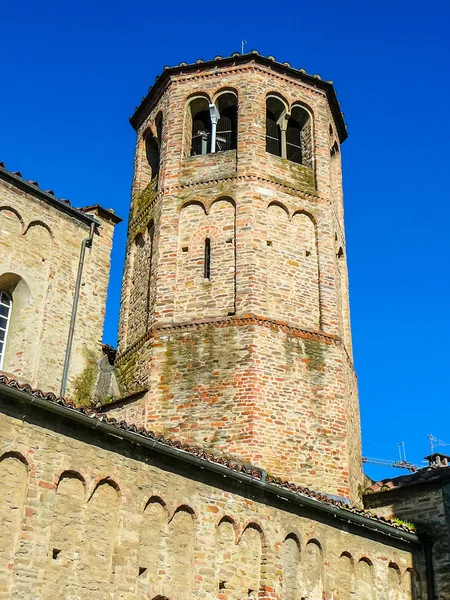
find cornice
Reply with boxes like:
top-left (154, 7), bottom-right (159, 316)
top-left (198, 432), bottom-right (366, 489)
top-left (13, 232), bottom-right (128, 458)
top-left (116, 314), bottom-right (339, 364)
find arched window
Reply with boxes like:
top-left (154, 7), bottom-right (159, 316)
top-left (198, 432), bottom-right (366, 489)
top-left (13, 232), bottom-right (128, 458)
top-left (215, 92), bottom-right (238, 152)
top-left (0, 291), bottom-right (12, 369)
top-left (286, 117), bottom-right (302, 163)
top-left (266, 96), bottom-right (286, 157)
top-left (266, 97), bottom-right (313, 167)
top-left (287, 105), bottom-right (312, 167)
top-left (190, 97), bottom-right (211, 156)
top-left (145, 133), bottom-right (160, 182)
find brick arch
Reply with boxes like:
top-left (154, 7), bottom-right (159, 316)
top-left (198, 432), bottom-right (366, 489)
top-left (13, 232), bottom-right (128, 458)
top-left (338, 551), bottom-right (355, 599)
top-left (0, 205), bottom-right (25, 234)
top-left (185, 91), bottom-right (212, 105)
top-left (24, 219), bottom-right (53, 239)
top-left (340, 550), bottom-right (355, 564)
top-left (267, 199), bottom-right (290, 218)
top-left (266, 91), bottom-right (289, 111)
top-left (216, 515), bottom-right (240, 543)
top-left (355, 558), bottom-right (374, 600)
top-left (207, 195), bottom-right (236, 214)
top-left (213, 86), bottom-right (238, 104)
top-left (266, 205), bottom-right (321, 329)
top-left (282, 533), bottom-right (301, 599)
top-left (290, 99), bottom-right (314, 121)
top-left (238, 520), bottom-right (266, 546)
top-left (300, 539), bottom-right (324, 600)
top-left (291, 208), bottom-right (317, 226)
top-left (55, 469), bottom-right (86, 492)
top-left (143, 494), bottom-right (168, 514)
top-left (82, 478), bottom-right (120, 587)
top-left (179, 199), bottom-right (207, 215)
top-left (87, 477), bottom-right (121, 501)
top-left (0, 451), bottom-right (29, 587)
top-left (169, 503), bottom-right (197, 522)
top-left (166, 503), bottom-right (195, 597)
top-left (24, 220), bottom-right (53, 261)
top-left (388, 561), bottom-right (401, 584)
top-left (176, 195), bottom-right (236, 321)
top-left (42, 467), bottom-right (86, 596)
top-left (0, 450), bottom-right (29, 469)
top-left (284, 531), bottom-right (302, 550)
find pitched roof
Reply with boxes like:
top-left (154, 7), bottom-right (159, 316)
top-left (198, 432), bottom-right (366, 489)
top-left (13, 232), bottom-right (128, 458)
top-left (130, 51), bottom-right (348, 143)
top-left (0, 162), bottom-right (121, 226)
top-left (365, 466), bottom-right (450, 494)
top-left (0, 371), bottom-right (418, 538)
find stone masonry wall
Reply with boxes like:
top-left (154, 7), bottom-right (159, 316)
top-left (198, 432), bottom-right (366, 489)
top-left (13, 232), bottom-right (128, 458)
top-left (0, 397), bottom-right (426, 600)
top-left (0, 177), bottom-right (116, 396)
top-left (365, 484), bottom-right (450, 600)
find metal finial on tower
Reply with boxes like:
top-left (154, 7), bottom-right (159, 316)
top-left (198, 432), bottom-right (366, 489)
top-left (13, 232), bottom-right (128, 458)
top-left (241, 40), bottom-right (247, 55)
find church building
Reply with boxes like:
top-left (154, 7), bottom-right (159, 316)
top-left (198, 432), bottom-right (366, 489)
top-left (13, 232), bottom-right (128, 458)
top-left (0, 52), bottom-right (445, 599)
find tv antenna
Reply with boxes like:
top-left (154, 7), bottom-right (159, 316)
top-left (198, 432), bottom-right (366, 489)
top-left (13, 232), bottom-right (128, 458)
top-left (362, 441), bottom-right (419, 472)
top-left (241, 40), bottom-right (247, 55)
top-left (428, 434), bottom-right (450, 454)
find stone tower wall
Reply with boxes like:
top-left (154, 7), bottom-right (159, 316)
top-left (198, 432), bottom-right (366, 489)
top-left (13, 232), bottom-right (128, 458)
top-left (113, 58), bottom-right (362, 502)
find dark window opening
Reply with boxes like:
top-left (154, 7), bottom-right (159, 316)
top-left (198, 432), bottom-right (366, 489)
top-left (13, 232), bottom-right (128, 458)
top-left (216, 106), bottom-right (237, 151)
top-left (138, 566), bottom-right (147, 577)
top-left (286, 118), bottom-right (302, 164)
top-left (266, 109), bottom-right (282, 156)
top-left (0, 290), bottom-right (12, 370)
top-left (204, 238), bottom-right (211, 279)
top-left (145, 134), bottom-right (160, 184)
top-left (52, 548), bottom-right (61, 560)
top-left (219, 581), bottom-right (226, 590)
top-left (191, 110), bottom-right (211, 156)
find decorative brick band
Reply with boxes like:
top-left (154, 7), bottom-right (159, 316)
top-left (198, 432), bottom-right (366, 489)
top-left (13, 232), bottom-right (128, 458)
top-left (116, 314), bottom-right (339, 364)
top-left (167, 173), bottom-right (324, 203)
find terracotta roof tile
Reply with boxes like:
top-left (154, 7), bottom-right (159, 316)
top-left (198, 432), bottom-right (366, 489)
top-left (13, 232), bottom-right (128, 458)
top-left (365, 466), bottom-right (450, 494)
top-left (0, 372), bottom-right (414, 533)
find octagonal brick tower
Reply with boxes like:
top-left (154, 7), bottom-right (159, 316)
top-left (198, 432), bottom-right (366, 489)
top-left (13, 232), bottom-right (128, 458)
top-left (110, 52), bottom-right (363, 503)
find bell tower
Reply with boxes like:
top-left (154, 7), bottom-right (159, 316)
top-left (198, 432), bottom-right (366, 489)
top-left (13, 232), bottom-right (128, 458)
top-left (111, 52), bottom-right (363, 503)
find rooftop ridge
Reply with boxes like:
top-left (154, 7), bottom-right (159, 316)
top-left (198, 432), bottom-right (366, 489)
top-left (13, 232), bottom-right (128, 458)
top-left (0, 161), bottom-right (122, 225)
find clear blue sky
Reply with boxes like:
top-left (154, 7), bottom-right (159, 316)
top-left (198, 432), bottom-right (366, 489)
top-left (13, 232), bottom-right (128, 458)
top-left (1, 0), bottom-right (449, 482)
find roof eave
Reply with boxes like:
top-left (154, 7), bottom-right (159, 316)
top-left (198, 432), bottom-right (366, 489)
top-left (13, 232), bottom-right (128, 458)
top-left (0, 379), bottom-right (420, 546)
top-left (0, 165), bottom-right (100, 227)
top-left (129, 54), bottom-right (348, 143)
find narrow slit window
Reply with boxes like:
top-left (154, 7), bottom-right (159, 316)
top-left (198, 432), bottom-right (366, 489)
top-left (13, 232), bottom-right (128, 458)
top-left (204, 238), bottom-right (211, 279)
top-left (0, 291), bottom-right (12, 370)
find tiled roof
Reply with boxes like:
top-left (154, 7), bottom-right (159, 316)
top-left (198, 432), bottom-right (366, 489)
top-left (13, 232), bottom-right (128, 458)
top-left (130, 51), bottom-right (347, 142)
top-left (0, 162), bottom-right (121, 225)
top-left (0, 372), bottom-right (414, 534)
top-left (365, 466), bottom-right (450, 494)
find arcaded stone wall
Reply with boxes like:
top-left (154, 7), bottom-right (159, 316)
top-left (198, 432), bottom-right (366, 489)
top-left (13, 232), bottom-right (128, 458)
top-left (365, 484), bottom-right (450, 600)
top-left (0, 397), bottom-right (426, 600)
top-left (0, 178), bottom-right (116, 396)
top-left (114, 60), bottom-right (362, 502)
